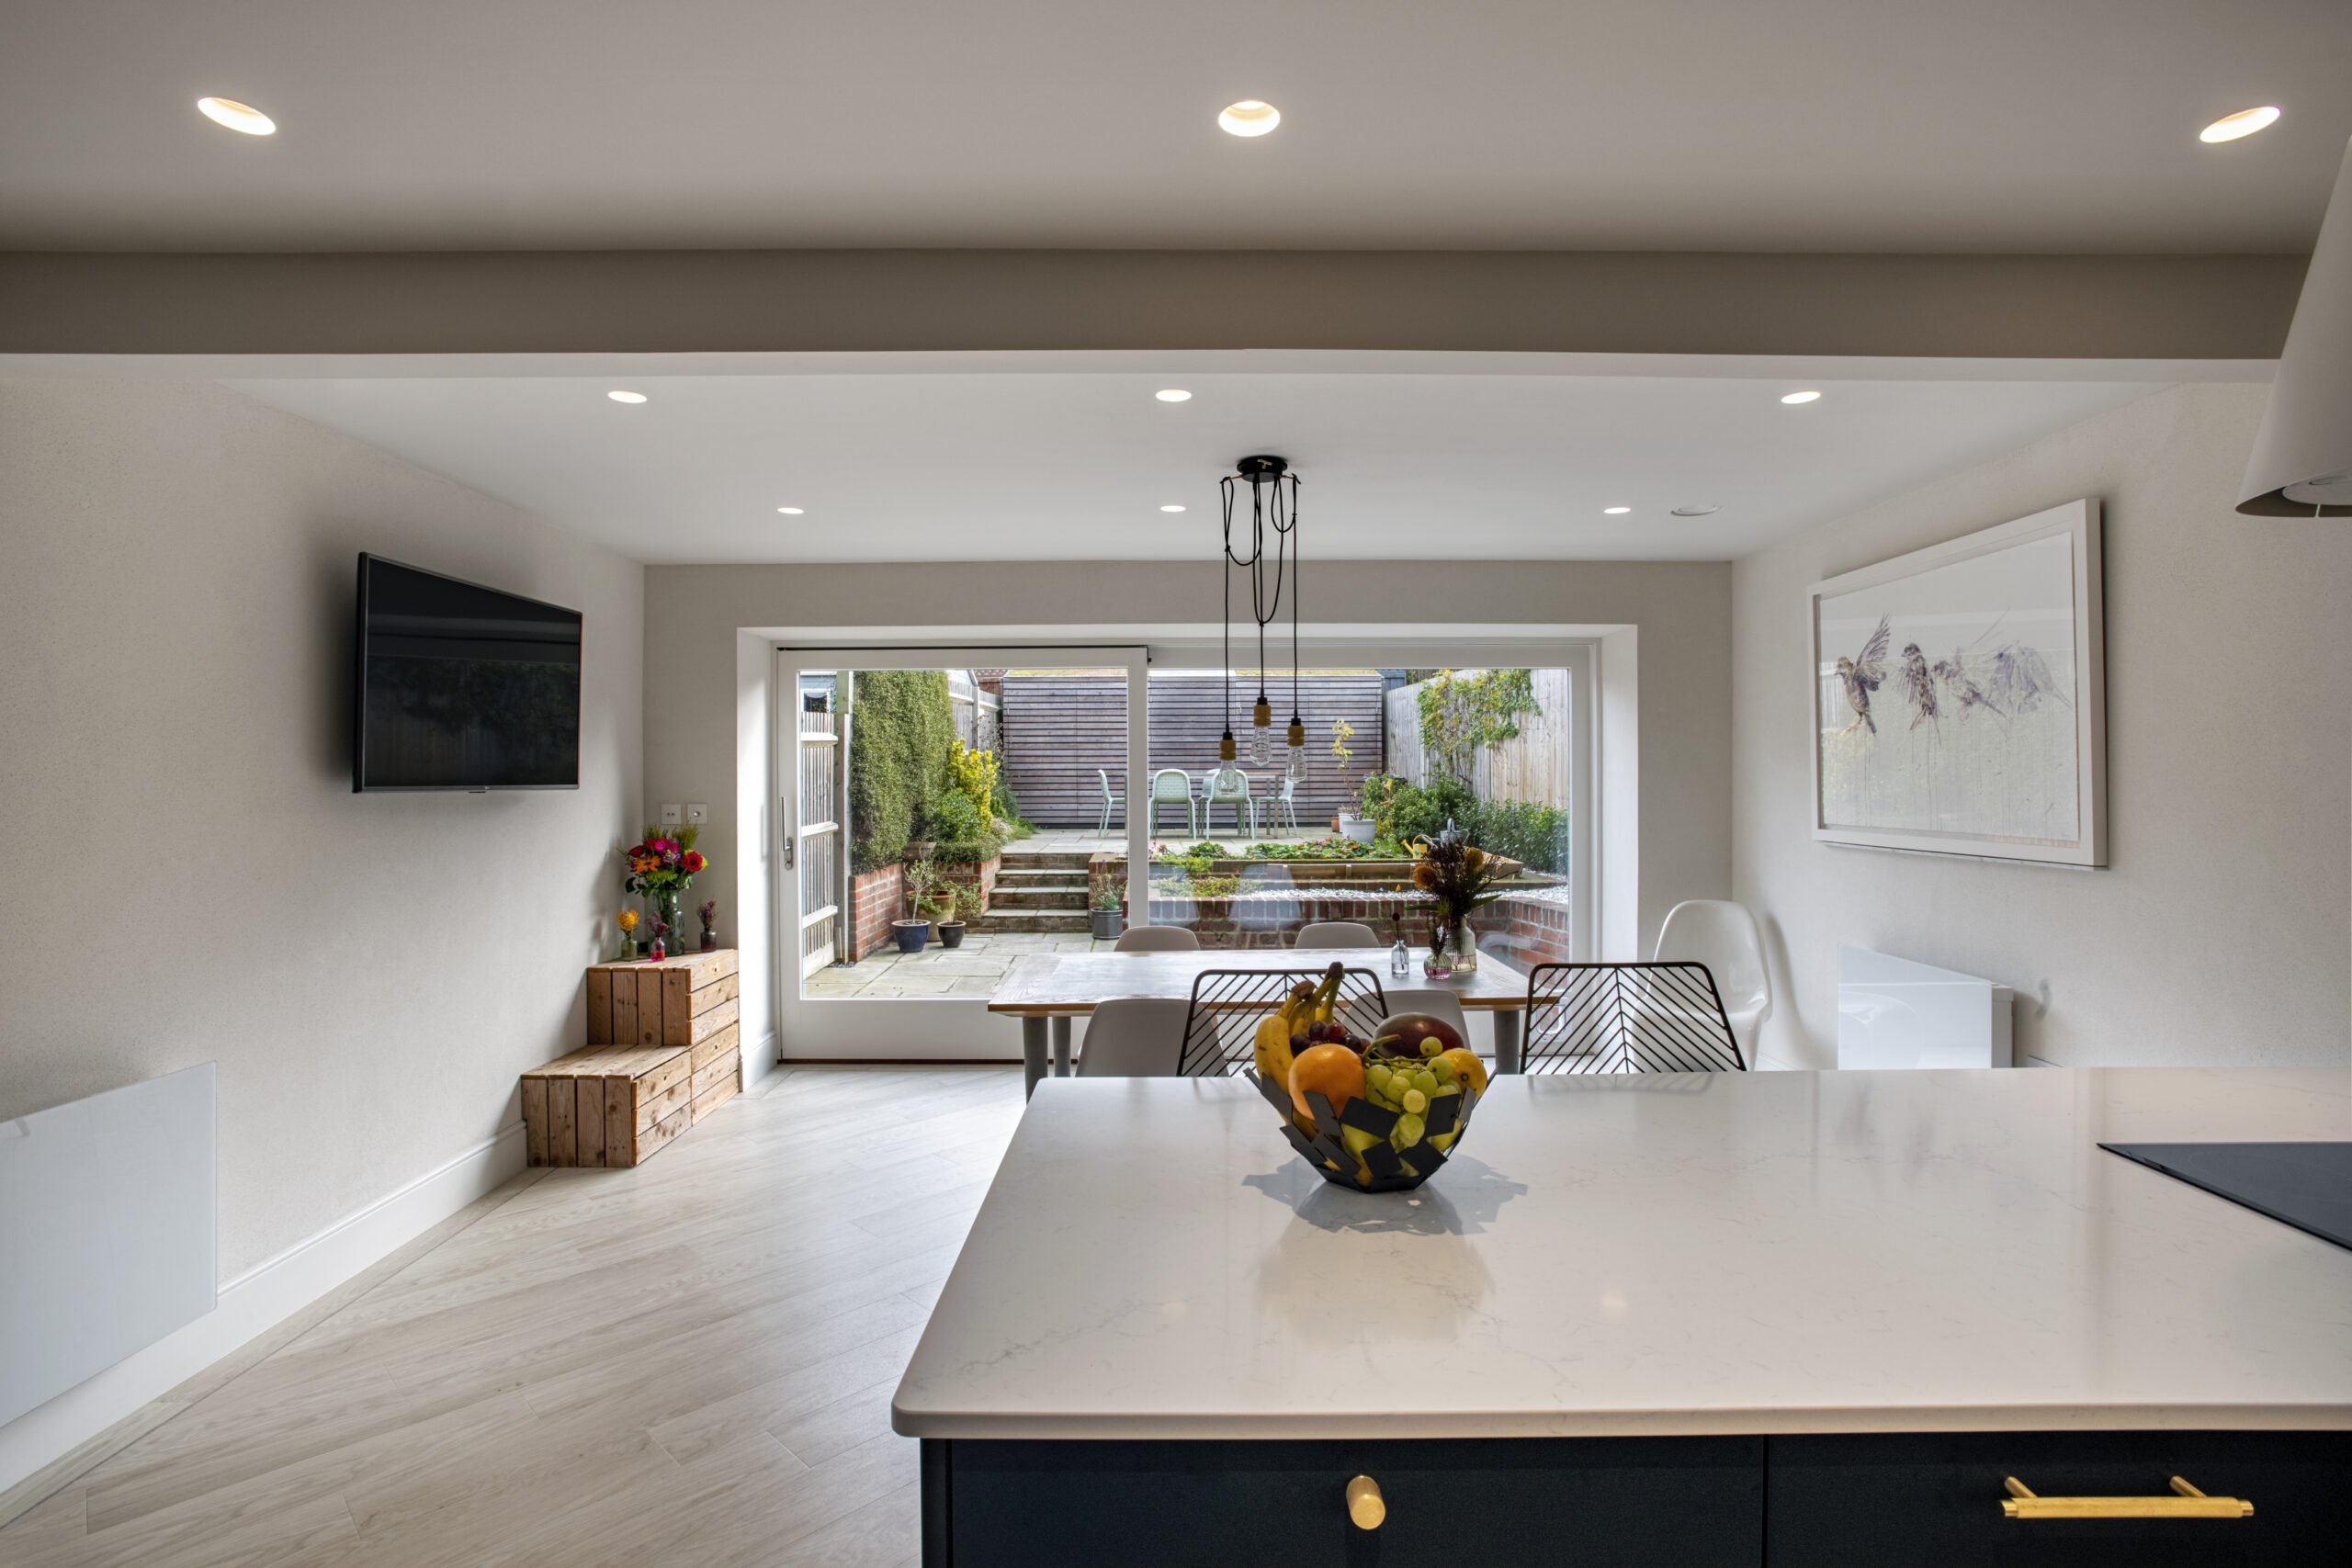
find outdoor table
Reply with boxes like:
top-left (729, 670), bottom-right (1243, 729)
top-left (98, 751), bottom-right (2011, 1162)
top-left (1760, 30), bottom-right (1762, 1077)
top-left (988, 946), bottom-right (1532, 1097)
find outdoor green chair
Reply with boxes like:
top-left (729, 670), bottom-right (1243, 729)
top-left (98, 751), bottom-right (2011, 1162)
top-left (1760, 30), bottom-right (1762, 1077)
top-left (1272, 773), bottom-right (1302, 834)
top-left (1148, 768), bottom-right (1198, 836)
top-left (1204, 766), bottom-right (1257, 839)
top-left (1096, 767), bottom-right (1125, 839)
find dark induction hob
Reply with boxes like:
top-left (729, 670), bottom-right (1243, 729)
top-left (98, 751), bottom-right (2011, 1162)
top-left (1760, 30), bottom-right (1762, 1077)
top-left (2100, 1142), bottom-right (2352, 1252)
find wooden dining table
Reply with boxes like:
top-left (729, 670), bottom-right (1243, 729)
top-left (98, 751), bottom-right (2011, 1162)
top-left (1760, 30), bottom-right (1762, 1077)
top-left (988, 945), bottom-right (1532, 1096)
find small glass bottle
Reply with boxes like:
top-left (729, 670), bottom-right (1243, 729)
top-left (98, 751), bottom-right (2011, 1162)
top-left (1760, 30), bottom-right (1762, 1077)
top-left (1389, 938), bottom-right (1410, 978)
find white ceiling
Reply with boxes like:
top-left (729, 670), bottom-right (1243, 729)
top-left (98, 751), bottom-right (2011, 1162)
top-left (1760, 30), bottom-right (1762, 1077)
top-left (4, 1), bottom-right (2347, 253)
top-left (222, 356), bottom-right (2190, 562)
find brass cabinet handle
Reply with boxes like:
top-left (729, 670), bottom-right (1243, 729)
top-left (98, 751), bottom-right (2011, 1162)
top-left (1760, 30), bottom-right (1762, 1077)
top-left (1345, 1474), bottom-right (1385, 1530)
top-left (2002, 1475), bottom-right (2253, 1519)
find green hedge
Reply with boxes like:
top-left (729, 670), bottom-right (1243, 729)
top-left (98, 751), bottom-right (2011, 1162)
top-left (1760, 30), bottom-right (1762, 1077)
top-left (1357, 773), bottom-right (1569, 875)
top-left (849, 671), bottom-right (957, 873)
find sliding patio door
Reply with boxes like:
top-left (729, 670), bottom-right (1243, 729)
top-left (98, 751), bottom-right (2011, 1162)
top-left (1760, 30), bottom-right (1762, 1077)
top-left (774, 647), bottom-right (1148, 1060)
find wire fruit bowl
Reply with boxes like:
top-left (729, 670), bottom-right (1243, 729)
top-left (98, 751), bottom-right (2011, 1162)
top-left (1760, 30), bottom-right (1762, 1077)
top-left (1245, 1067), bottom-right (1480, 1193)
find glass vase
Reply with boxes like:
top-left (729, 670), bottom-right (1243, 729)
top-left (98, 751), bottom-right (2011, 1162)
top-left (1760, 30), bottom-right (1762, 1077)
top-left (654, 892), bottom-right (683, 957)
top-left (1447, 919), bottom-right (1479, 973)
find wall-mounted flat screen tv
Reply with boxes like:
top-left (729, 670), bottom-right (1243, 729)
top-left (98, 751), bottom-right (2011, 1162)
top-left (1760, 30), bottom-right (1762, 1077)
top-left (352, 555), bottom-right (582, 792)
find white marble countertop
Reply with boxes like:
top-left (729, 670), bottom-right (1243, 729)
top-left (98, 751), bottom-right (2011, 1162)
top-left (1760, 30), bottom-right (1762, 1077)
top-left (892, 1066), bottom-right (2352, 1439)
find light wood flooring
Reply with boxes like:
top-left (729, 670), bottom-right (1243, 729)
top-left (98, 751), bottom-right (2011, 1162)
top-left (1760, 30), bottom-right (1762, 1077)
top-left (0, 1065), bottom-right (1026, 1568)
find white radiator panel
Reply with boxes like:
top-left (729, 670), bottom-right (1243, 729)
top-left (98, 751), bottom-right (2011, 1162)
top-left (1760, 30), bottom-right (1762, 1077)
top-left (1837, 947), bottom-right (2015, 1070)
top-left (0, 1064), bottom-right (216, 1427)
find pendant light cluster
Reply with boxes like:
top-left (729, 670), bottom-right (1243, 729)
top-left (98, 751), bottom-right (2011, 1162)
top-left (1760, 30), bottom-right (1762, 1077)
top-left (1217, 455), bottom-right (1306, 773)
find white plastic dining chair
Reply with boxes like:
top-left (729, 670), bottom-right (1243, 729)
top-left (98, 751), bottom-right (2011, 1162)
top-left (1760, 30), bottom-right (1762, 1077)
top-left (1114, 925), bottom-right (1200, 953)
top-left (1075, 998), bottom-right (1192, 1077)
top-left (1295, 921), bottom-right (1380, 948)
top-left (1652, 900), bottom-right (1772, 1066)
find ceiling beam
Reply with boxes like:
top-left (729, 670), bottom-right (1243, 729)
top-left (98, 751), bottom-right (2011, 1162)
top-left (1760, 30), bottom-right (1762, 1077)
top-left (0, 248), bottom-right (2304, 359)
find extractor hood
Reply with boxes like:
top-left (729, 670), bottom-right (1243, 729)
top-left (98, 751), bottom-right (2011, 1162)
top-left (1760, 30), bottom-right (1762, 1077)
top-left (2238, 136), bottom-right (2352, 517)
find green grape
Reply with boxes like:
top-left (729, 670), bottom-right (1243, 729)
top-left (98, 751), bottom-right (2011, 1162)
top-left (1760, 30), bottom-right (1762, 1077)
top-left (1366, 1064), bottom-right (1393, 1096)
top-left (1432, 1080), bottom-right (1462, 1098)
top-left (1428, 1056), bottom-right (1456, 1084)
top-left (1419, 1038), bottom-right (1443, 1058)
top-left (1402, 1088), bottom-right (1429, 1115)
top-left (1411, 1070), bottom-right (1439, 1098)
top-left (1394, 1112), bottom-right (1426, 1147)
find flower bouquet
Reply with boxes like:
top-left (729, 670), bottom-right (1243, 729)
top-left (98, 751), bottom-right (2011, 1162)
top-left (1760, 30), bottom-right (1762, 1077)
top-left (621, 827), bottom-right (707, 961)
top-left (1408, 821), bottom-right (1504, 975)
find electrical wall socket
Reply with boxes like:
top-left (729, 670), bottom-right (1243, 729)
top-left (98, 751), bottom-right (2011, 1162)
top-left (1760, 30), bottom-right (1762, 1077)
top-left (659, 804), bottom-right (683, 826)
top-left (685, 804), bottom-right (707, 824)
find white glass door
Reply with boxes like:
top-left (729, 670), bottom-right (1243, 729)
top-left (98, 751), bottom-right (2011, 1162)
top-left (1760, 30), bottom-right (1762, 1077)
top-left (775, 646), bottom-right (1148, 1060)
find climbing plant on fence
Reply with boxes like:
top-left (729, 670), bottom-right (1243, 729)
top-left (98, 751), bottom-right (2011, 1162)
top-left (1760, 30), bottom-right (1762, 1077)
top-left (1416, 669), bottom-right (1540, 784)
top-left (848, 670), bottom-right (957, 873)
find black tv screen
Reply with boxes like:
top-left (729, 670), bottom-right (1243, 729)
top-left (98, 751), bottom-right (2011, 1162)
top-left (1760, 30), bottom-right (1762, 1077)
top-left (352, 555), bottom-right (582, 791)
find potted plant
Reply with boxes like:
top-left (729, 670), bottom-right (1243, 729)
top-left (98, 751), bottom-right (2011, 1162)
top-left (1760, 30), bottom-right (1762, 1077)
top-left (1091, 886), bottom-right (1125, 942)
top-left (896, 849), bottom-right (939, 953)
top-left (932, 882), bottom-right (967, 949)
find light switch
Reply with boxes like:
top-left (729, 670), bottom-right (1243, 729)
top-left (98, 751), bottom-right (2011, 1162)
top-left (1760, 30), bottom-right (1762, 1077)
top-left (685, 804), bottom-right (707, 824)
top-left (660, 804), bottom-right (683, 826)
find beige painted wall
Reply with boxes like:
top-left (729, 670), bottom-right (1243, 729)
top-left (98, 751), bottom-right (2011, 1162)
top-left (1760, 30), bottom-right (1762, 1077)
top-left (0, 378), bottom-right (642, 1279)
top-left (1733, 382), bottom-right (2352, 1069)
top-left (642, 558), bottom-right (1731, 1058)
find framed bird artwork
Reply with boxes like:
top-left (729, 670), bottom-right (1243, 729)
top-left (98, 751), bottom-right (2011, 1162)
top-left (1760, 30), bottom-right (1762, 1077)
top-left (1807, 499), bottom-right (2107, 866)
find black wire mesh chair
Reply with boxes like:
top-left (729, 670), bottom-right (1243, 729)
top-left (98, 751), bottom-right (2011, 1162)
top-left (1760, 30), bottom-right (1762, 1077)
top-left (1521, 963), bottom-right (1747, 1074)
top-left (1177, 968), bottom-right (1391, 1077)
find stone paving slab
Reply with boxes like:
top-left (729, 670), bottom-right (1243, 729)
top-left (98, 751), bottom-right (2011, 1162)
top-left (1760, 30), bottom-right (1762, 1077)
top-left (802, 931), bottom-right (1109, 999)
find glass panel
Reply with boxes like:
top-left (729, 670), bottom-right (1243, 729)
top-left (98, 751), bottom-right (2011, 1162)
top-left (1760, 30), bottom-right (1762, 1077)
top-left (804, 665), bottom-right (1125, 999)
top-left (1139, 667), bottom-right (1575, 964)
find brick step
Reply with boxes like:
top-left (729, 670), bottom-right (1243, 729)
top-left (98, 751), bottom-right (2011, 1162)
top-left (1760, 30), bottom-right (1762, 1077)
top-left (992, 871), bottom-right (1087, 890)
top-left (971, 911), bottom-right (1094, 934)
top-left (990, 888), bottom-right (1091, 911)
top-left (997, 852), bottom-right (1096, 871)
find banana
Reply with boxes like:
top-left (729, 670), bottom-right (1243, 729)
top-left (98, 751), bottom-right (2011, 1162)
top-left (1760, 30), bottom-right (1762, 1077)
top-left (1251, 1014), bottom-right (1295, 1084)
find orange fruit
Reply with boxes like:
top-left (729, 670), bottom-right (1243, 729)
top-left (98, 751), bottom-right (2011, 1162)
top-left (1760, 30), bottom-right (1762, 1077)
top-left (1439, 1047), bottom-right (1487, 1095)
top-left (1288, 1043), bottom-right (1366, 1123)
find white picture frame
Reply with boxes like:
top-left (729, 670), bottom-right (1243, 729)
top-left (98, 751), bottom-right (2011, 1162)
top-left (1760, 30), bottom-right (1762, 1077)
top-left (1808, 499), bottom-right (2106, 866)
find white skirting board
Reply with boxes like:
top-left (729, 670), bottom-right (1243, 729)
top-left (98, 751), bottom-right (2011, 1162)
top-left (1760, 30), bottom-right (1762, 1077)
top-left (0, 1118), bottom-right (526, 1499)
top-left (741, 1029), bottom-right (777, 1089)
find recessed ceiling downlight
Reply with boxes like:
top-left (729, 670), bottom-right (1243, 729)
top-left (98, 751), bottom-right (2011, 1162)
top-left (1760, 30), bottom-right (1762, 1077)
top-left (1670, 505), bottom-right (1720, 517)
top-left (1218, 100), bottom-right (1280, 137)
top-left (2200, 106), bottom-right (2282, 143)
top-left (776, 506), bottom-right (805, 514)
top-left (1160, 504), bottom-right (1187, 513)
top-left (1156, 389), bottom-right (1193, 402)
top-left (606, 389), bottom-right (648, 403)
top-left (1781, 389), bottom-right (1822, 404)
top-left (1603, 506), bottom-right (1631, 514)
top-left (197, 96), bottom-right (275, 135)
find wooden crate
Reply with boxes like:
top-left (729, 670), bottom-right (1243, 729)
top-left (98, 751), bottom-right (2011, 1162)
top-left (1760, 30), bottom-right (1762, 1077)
top-left (521, 1043), bottom-right (703, 1168)
top-left (524, 949), bottom-right (744, 1168)
top-left (584, 949), bottom-right (739, 1049)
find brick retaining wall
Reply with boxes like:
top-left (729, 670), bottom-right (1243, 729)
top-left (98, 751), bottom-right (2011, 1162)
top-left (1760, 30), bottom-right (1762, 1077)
top-left (849, 864), bottom-right (903, 958)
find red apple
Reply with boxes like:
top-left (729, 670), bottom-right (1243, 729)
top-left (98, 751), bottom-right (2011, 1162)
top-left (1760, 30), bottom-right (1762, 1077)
top-left (1376, 1012), bottom-right (1464, 1058)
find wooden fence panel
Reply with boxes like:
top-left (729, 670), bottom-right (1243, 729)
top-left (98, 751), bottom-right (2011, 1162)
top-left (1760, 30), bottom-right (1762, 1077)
top-left (1000, 673), bottom-right (1387, 829)
top-left (997, 676), bottom-right (1131, 829)
top-left (1383, 668), bottom-right (1572, 807)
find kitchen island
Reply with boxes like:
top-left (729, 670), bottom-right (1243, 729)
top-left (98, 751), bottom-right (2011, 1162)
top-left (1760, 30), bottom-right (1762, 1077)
top-left (894, 1066), bottom-right (2352, 1565)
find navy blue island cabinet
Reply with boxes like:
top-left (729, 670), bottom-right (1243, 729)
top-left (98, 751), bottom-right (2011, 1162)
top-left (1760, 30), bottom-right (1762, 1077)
top-left (922, 1430), bottom-right (2352, 1568)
